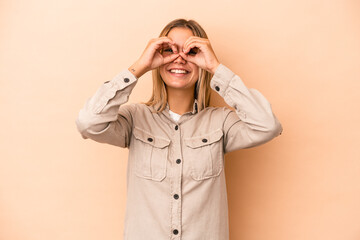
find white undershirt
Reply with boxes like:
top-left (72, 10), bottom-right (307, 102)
top-left (169, 109), bottom-right (181, 122)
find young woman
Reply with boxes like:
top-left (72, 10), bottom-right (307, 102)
top-left (76, 18), bottom-right (283, 240)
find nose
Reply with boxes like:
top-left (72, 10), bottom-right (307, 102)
top-left (173, 53), bottom-right (186, 63)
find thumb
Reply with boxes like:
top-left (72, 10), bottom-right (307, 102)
top-left (163, 53), bottom-right (180, 64)
top-left (179, 52), bottom-right (195, 64)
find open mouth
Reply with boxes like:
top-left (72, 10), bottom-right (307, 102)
top-left (168, 69), bottom-right (190, 77)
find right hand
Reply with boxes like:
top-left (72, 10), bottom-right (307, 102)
top-left (135, 37), bottom-right (180, 74)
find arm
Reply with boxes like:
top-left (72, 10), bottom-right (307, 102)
top-left (75, 69), bottom-right (138, 148)
top-left (75, 36), bottom-right (185, 147)
top-left (210, 64), bottom-right (283, 153)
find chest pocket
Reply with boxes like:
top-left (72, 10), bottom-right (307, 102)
top-left (131, 127), bottom-right (170, 181)
top-left (183, 129), bottom-right (224, 181)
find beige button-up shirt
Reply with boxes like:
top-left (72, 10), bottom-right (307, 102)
top-left (75, 63), bottom-right (283, 240)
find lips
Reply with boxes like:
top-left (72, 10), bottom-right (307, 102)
top-left (168, 67), bottom-right (190, 73)
top-left (168, 69), bottom-right (190, 77)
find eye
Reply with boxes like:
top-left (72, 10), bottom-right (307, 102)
top-left (188, 48), bottom-right (198, 55)
top-left (164, 48), bottom-right (173, 53)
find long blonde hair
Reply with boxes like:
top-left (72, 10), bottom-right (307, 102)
top-left (144, 18), bottom-right (213, 112)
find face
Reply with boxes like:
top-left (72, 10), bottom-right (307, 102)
top-left (159, 27), bottom-right (199, 91)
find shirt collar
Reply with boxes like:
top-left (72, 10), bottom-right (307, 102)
top-left (192, 99), bottom-right (199, 114)
top-left (166, 99), bottom-right (198, 115)
top-left (152, 99), bottom-right (198, 115)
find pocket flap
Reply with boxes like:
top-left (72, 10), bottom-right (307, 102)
top-left (184, 128), bottom-right (223, 149)
top-left (133, 127), bottom-right (170, 148)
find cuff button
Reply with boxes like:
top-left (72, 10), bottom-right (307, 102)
top-left (215, 86), bottom-right (220, 91)
top-left (124, 78), bottom-right (130, 83)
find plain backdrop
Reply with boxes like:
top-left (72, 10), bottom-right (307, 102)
top-left (0, 0), bottom-right (359, 239)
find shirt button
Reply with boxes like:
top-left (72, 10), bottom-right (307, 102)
top-left (215, 86), bottom-right (220, 91)
top-left (124, 77), bottom-right (130, 83)
top-left (173, 229), bottom-right (179, 235)
top-left (176, 159), bottom-right (181, 164)
top-left (173, 194), bottom-right (179, 199)
top-left (175, 125), bottom-right (178, 130)
top-left (147, 137), bottom-right (153, 142)
top-left (202, 138), bottom-right (208, 143)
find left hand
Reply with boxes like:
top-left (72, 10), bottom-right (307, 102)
top-left (179, 36), bottom-right (220, 74)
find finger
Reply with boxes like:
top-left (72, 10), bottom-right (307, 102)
top-left (183, 36), bottom-right (204, 48)
top-left (163, 53), bottom-right (180, 64)
top-left (183, 38), bottom-right (207, 52)
top-left (154, 38), bottom-right (175, 51)
top-left (179, 52), bottom-right (195, 63)
top-left (154, 37), bottom-right (173, 47)
top-left (180, 51), bottom-right (200, 67)
top-left (183, 39), bottom-right (208, 53)
top-left (160, 41), bottom-right (178, 54)
top-left (172, 44), bottom-right (178, 53)
top-left (168, 42), bottom-right (178, 53)
top-left (183, 42), bottom-right (203, 54)
top-left (178, 52), bottom-right (188, 60)
top-left (157, 42), bottom-right (170, 53)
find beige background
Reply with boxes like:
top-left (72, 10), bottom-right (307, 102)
top-left (1, 0), bottom-right (359, 239)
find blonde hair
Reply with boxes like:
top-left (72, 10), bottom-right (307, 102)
top-left (144, 18), bottom-right (213, 112)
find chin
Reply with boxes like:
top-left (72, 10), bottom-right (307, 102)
top-left (163, 74), bottom-right (195, 89)
top-left (160, 66), bottom-right (199, 89)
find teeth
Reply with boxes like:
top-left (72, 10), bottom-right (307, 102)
top-left (170, 69), bottom-right (187, 74)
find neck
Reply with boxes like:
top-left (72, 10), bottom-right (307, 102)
top-left (167, 87), bottom-right (195, 115)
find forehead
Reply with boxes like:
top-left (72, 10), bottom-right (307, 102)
top-left (167, 27), bottom-right (194, 47)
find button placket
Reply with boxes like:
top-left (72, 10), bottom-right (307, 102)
top-left (170, 121), bottom-right (182, 237)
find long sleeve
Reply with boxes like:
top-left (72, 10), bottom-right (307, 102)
top-left (75, 69), bottom-right (138, 148)
top-left (210, 63), bottom-right (283, 153)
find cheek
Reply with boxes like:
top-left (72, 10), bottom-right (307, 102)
top-left (159, 67), bottom-right (167, 78)
top-left (159, 68), bottom-right (169, 84)
top-left (192, 69), bottom-right (200, 80)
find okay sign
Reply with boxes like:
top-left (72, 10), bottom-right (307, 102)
top-left (179, 36), bottom-right (220, 74)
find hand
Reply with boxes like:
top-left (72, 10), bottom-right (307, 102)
top-left (179, 36), bottom-right (220, 74)
top-left (131, 37), bottom-right (181, 77)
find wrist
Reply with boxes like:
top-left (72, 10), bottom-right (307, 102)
top-left (210, 62), bottom-right (221, 75)
top-left (128, 61), bottom-right (147, 79)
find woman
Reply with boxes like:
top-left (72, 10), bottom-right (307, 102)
top-left (76, 18), bottom-right (283, 240)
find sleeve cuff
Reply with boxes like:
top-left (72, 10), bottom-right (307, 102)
top-left (109, 68), bottom-right (138, 87)
top-left (210, 63), bottom-right (235, 97)
top-left (93, 69), bottom-right (138, 113)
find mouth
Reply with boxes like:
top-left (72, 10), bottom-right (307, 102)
top-left (167, 69), bottom-right (190, 77)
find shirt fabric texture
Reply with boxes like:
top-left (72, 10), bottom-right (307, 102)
top-left (75, 63), bottom-right (283, 240)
